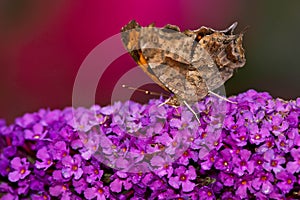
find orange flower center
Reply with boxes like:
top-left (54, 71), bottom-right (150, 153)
top-left (98, 188), bottom-right (104, 194)
top-left (172, 141), bottom-right (178, 147)
top-left (201, 132), bottom-right (207, 139)
top-left (271, 160), bottom-right (278, 167)
top-left (72, 165), bottom-right (78, 171)
top-left (240, 161), bottom-right (246, 166)
top-left (6, 167), bottom-right (10, 172)
top-left (257, 160), bottom-right (263, 165)
top-left (280, 141), bottom-right (285, 147)
top-left (261, 176), bottom-right (267, 181)
top-left (33, 134), bottom-right (40, 139)
top-left (180, 174), bottom-right (187, 181)
top-left (272, 125), bottom-right (279, 131)
top-left (183, 151), bottom-right (189, 157)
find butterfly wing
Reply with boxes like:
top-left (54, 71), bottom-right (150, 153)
top-left (121, 20), bottom-right (246, 104)
top-left (121, 20), bottom-right (171, 93)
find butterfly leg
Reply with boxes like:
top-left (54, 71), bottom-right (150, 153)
top-left (208, 91), bottom-right (237, 104)
top-left (183, 101), bottom-right (201, 124)
top-left (158, 97), bottom-right (172, 107)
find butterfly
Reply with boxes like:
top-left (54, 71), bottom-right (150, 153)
top-left (121, 20), bottom-right (246, 107)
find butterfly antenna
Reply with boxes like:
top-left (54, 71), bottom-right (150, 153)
top-left (122, 84), bottom-right (169, 97)
top-left (183, 101), bottom-right (201, 124)
top-left (208, 91), bottom-right (237, 104)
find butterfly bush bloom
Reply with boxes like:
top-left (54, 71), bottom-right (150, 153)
top-left (168, 165), bottom-right (196, 192)
top-left (0, 90), bottom-right (299, 199)
top-left (8, 157), bottom-right (31, 182)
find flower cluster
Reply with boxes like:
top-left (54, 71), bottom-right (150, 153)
top-left (0, 90), bottom-right (299, 199)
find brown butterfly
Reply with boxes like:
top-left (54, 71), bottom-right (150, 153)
top-left (121, 20), bottom-right (246, 107)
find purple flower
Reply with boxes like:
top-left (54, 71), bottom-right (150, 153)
top-left (200, 149), bottom-right (218, 170)
top-left (168, 165), bottom-right (196, 192)
top-left (232, 149), bottom-right (254, 176)
top-left (8, 157), bottom-right (30, 182)
top-left (224, 115), bottom-right (244, 131)
top-left (169, 108), bottom-right (199, 129)
top-left (219, 172), bottom-right (235, 186)
top-left (275, 134), bottom-right (294, 153)
top-left (235, 176), bottom-right (253, 199)
top-left (251, 153), bottom-right (265, 170)
top-left (177, 149), bottom-right (198, 165)
top-left (221, 191), bottom-right (240, 200)
top-left (38, 109), bottom-right (61, 126)
top-left (262, 149), bottom-right (285, 173)
top-left (256, 137), bottom-right (275, 153)
top-left (29, 178), bottom-right (45, 191)
top-left (0, 156), bottom-right (10, 176)
top-left (50, 141), bottom-right (69, 160)
top-left (61, 155), bottom-right (83, 180)
top-left (150, 155), bottom-right (173, 178)
top-left (0, 183), bottom-right (17, 200)
top-left (72, 178), bottom-right (88, 194)
top-left (230, 126), bottom-right (248, 147)
top-left (15, 113), bottom-right (38, 128)
top-left (276, 170), bottom-right (296, 194)
top-left (214, 148), bottom-right (232, 172)
top-left (35, 147), bottom-right (53, 170)
top-left (110, 171), bottom-right (132, 193)
top-left (11, 130), bottom-right (25, 146)
top-left (18, 178), bottom-right (30, 195)
top-left (49, 184), bottom-right (71, 200)
top-left (84, 182), bottom-right (109, 200)
top-left (286, 148), bottom-right (300, 173)
top-left (31, 192), bottom-right (51, 200)
top-left (79, 130), bottom-right (101, 160)
top-left (249, 124), bottom-right (269, 145)
top-left (263, 114), bottom-right (289, 136)
top-left (24, 123), bottom-right (47, 140)
top-left (198, 186), bottom-right (215, 200)
top-left (252, 172), bottom-right (274, 195)
top-left (0, 90), bottom-right (299, 199)
top-left (83, 163), bottom-right (104, 183)
top-left (3, 146), bottom-right (17, 157)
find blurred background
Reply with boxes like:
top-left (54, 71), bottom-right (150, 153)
top-left (0, 0), bottom-right (299, 123)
